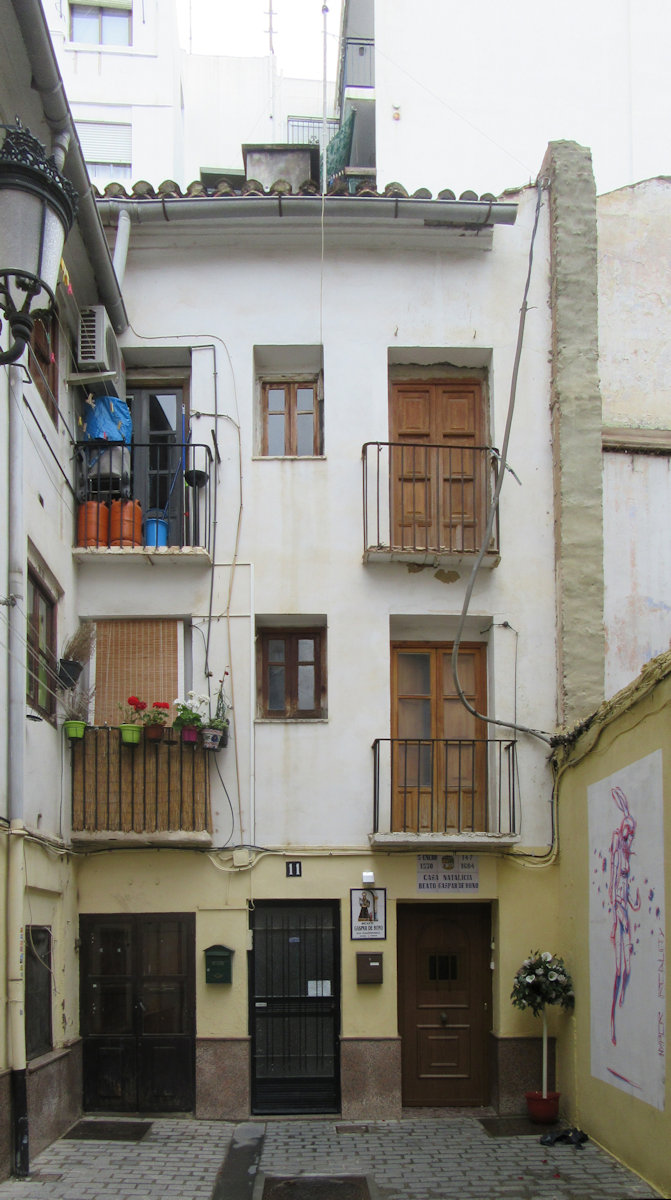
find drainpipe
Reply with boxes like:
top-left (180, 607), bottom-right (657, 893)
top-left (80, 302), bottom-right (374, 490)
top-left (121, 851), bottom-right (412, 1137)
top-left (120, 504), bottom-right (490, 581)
top-left (112, 209), bottom-right (132, 289)
top-left (6, 364), bottom-right (28, 1177)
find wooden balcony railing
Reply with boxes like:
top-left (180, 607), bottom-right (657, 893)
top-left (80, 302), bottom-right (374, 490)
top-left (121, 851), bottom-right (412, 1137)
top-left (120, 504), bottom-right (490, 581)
top-left (372, 738), bottom-right (517, 837)
top-left (71, 727), bottom-right (211, 838)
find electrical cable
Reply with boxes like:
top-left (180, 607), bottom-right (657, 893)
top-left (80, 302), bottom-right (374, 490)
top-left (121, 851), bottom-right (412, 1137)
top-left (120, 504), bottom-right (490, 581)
top-left (451, 179), bottom-right (553, 748)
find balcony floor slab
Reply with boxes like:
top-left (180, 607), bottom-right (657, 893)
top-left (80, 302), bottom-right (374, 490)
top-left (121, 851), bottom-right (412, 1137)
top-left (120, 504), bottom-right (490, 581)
top-left (369, 832), bottom-right (520, 850)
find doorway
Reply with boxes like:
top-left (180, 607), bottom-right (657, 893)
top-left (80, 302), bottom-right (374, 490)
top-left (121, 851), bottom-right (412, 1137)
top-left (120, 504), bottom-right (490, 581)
top-left (80, 913), bottom-right (195, 1112)
top-left (249, 901), bottom-right (340, 1114)
top-left (397, 904), bottom-right (491, 1106)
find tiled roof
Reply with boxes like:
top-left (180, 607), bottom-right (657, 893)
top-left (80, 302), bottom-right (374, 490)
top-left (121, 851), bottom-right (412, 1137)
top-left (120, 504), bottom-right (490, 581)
top-left (93, 177), bottom-right (499, 203)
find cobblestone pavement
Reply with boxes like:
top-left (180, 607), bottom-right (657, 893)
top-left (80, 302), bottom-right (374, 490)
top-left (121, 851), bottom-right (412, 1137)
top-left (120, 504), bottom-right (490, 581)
top-left (0, 1114), bottom-right (663, 1200)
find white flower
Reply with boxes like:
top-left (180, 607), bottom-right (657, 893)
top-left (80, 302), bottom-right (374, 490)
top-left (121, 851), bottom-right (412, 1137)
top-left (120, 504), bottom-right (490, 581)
top-left (525, 975), bottom-right (535, 984)
top-left (541, 951), bottom-right (552, 962)
top-left (548, 971), bottom-right (557, 981)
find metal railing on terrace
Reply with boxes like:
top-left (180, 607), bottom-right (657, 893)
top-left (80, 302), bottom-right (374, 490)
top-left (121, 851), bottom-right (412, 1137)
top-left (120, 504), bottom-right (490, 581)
top-left (362, 441), bottom-right (499, 561)
top-left (372, 738), bottom-right (517, 837)
top-left (74, 440), bottom-right (214, 552)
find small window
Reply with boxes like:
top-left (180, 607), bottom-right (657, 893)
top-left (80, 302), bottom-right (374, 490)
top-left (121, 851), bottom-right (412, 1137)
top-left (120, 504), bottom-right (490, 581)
top-left (70, 4), bottom-right (132, 46)
top-left (25, 926), bottom-right (53, 1060)
top-left (28, 312), bottom-right (58, 426)
top-left (26, 570), bottom-right (56, 719)
top-left (261, 379), bottom-right (322, 456)
top-left (257, 628), bottom-right (326, 718)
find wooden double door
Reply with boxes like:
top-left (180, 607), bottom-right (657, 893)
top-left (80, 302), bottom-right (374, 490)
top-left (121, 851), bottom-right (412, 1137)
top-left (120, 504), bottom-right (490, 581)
top-left (391, 642), bottom-right (488, 833)
top-left (80, 913), bottom-right (195, 1112)
top-left (390, 379), bottom-right (487, 553)
top-left (397, 904), bottom-right (491, 1106)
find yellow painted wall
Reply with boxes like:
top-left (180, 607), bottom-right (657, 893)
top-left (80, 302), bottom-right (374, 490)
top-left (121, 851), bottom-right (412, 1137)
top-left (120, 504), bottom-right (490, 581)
top-left (0, 832), bottom-right (7, 1071)
top-left (555, 657), bottom-right (671, 1199)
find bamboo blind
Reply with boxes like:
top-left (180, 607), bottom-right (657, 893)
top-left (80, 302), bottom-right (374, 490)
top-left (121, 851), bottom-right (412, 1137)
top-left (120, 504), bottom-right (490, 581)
top-left (94, 619), bottom-right (179, 727)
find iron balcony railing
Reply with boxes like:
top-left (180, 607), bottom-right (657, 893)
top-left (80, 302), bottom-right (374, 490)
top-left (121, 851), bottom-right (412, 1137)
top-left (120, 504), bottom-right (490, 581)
top-left (74, 439), bottom-right (214, 552)
top-left (372, 738), bottom-right (517, 837)
top-left (362, 441), bottom-right (499, 559)
top-left (71, 727), bottom-right (211, 837)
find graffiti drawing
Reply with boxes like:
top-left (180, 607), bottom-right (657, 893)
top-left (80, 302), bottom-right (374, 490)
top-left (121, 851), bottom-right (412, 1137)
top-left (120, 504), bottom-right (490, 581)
top-left (608, 786), bottom-right (641, 1044)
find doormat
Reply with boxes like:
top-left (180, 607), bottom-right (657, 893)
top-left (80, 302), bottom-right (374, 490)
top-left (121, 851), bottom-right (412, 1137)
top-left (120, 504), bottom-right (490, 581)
top-left (479, 1116), bottom-right (559, 1138)
top-left (261, 1178), bottom-right (372, 1200)
top-left (64, 1119), bottom-right (152, 1142)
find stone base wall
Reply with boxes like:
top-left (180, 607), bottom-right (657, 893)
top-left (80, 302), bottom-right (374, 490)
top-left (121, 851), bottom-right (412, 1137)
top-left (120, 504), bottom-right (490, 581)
top-left (196, 1038), bottom-right (250, 1119)
top-left (490, 1034), bottom-right (556, 1115)
top-left (0, 1044), bottom-right (81, 1182)
top-left (340, 1038), bottom-right (402, 1120)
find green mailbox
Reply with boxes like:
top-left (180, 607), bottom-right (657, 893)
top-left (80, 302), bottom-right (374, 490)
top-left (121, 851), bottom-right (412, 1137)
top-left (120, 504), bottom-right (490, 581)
top-left (204, 943), bottom-right (234, 984)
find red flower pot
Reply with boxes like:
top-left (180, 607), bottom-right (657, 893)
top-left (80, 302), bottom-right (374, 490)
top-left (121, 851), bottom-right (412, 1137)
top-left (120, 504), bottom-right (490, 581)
top-left (525, 1091), bottom-right (560, 1123)
top-left (144, 724), bottom-right (164, 742)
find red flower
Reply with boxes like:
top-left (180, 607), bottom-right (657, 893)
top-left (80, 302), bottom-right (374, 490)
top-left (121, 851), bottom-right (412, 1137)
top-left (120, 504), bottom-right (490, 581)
top-left (135, 700), bottom-right (147, 711)
top-left (128, 695), bottom-right (140, 706)
top-left (153, 701), bottom-right (170, 710)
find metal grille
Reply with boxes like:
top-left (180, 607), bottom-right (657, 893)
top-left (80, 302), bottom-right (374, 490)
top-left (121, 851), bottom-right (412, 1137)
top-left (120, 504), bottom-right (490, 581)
top-left (287, 116), bottom-right (338, 151)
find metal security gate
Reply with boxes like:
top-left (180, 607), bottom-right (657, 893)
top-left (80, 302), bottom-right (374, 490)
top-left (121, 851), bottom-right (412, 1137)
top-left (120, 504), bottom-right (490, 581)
top-left (250, 902), bottom-right (340, 1114)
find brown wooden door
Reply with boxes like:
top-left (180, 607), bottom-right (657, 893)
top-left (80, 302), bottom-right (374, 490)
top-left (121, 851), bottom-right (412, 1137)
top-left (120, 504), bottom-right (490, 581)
top-left (80, 913), bottom-right (195, 1112)
top-left (397, 904), bottom-right (491, 1106)
top-left (389, 380), bottom-right (485, 553)
top-left (391, 643), bottom-right (487, 833)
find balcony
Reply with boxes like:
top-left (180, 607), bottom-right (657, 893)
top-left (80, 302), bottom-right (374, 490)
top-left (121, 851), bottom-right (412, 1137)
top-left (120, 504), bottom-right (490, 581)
top-left (70, 727), bottom-right (211, 846)
top-left (74, 440), bottom-right (214, 556)
top-left (371, 738), bottom-right (518, 849)
top-left (362, 442), bottom-right (500, 566)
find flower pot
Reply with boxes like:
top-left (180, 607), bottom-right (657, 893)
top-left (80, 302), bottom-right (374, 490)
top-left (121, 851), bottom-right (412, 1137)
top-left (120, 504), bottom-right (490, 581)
top-left (110, 499), bottom-right (142, 547)
top-left (58, 658), bottom-right (84, 688)
top-left (202, 727), bottom-right (226, 751)
top-left (525, 1091), bottom-right (560, 1124)
top-left (63, 719), bottom-right (86, 740)
top-left (77, 500), bottom-right (109, 547)
top-left (120, 723), bottom-right (141, 745)
top-left (144, 723), bottom-right (165, 743)
top-left (181, 726), bottom-right (199, 744)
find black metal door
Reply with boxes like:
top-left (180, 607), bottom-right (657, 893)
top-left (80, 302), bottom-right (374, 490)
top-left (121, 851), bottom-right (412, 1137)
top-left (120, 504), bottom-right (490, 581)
top-left (250, 902), bottom-right (340, 1114)
top-left (80, 913), bottom-right (195, 1112)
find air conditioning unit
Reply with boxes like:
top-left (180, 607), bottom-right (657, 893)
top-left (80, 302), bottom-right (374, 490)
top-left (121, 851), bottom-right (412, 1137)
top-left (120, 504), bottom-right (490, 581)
top-left (77, 305), bottom-right (126, 399)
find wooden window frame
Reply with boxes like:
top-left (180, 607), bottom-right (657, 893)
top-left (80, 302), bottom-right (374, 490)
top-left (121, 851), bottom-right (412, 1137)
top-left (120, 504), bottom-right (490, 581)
top-left (257, 627), bottom-right (327, 719)
top-left (25, 926), bottom-right (53, 1061)
top-left (28, 311), bottom-right (58, 426)
top-left (261, 378), bottom-right (323, 457)
top-left (26, 569), bottom-right (57, 721)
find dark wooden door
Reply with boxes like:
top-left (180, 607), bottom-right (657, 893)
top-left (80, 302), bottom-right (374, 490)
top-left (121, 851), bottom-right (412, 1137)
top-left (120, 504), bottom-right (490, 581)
top-left (397, 904), bottom-right (491, 1106)
top-left (391, 643), bottom-right (488, 833)
top-left (389, 380), bottom-right (486, 553)
top-left (250, 902), bottom-right (340, 1114)
top-left (80, 913), bottom-right (195, 1112)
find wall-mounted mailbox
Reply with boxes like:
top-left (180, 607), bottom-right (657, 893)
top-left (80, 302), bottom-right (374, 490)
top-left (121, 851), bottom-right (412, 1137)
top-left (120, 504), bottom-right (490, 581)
top-left (356, 952), bottom-right (383, 984)
top-left (205, 944), bottom-right (234, 984)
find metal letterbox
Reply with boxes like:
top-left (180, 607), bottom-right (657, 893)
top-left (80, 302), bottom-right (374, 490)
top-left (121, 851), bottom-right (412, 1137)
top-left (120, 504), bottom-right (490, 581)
top-left (205, 944), bottom-right (234, 984)
top-left (356, 952), bottom-right (383, 984)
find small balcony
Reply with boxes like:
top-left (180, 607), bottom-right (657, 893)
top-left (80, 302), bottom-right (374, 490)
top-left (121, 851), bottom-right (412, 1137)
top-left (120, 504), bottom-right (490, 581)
top-left (74, 440), bottom-right (214, 556)
top-left (70, 727), bottom-right (212, 846)
top-left (371, 737), bottom-right (518, 849)
top-left (362, 441), bottom-right (500, 566)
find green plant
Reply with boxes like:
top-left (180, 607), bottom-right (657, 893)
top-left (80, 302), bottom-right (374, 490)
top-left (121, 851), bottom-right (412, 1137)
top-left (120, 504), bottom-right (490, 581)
top-left (204, 674), bottom-right (231, 730)
top-left (173, 691), bottom-right (208, 730)
top-left (142, 701), bottom-right (171, 726)
top-left (511, 951), bottom-right (574, 1016)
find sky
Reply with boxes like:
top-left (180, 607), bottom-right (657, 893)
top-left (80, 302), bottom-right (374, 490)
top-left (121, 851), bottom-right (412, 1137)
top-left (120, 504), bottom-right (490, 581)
top-left (176, 0), bottom-right (343, 81)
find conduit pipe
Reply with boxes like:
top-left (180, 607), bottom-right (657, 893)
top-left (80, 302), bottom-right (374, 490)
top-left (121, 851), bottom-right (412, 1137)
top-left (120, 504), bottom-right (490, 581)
top-left (9, 0), bottom-right (128, 334)
top-left (6, 364), bottom-right (28, 1176)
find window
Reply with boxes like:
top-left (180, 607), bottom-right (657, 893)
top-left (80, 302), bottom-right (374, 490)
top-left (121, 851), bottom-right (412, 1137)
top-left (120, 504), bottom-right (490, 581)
top-left (25, 927), bottom-right (53, 1060)
top-left (261, 379), bottom-right (322, 456)
top-left (70, 3), bottom-right (132, 46)
top-left (257, 628), bottom-right (327, 719)
top-left (28, 312), bottom-right (58, 426)
top-left (26, 570), bottom-right (56, 719)
top-left (76, 121), bottom-right (132, 184)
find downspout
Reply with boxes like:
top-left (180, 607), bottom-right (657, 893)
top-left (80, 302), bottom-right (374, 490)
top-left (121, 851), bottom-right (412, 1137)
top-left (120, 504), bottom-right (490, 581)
top-left (112, 209), bottom-right (132, 288)
top-left (6, 364), bottom-right (28, 1177)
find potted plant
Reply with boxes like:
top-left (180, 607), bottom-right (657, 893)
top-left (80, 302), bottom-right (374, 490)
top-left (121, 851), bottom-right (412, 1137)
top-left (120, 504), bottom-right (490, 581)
top-left (58, 621), bottom-right (95, 689)
top-left (141, 700), bottom-right (171, 742)
top-left (60, 682), bottom-right (95, 740)
top-left (173, 691), bottom-right (207, 743)
top-left (118, 695), bottom-right (146, 744)
top-left (201, 675), bottom-right (231, 751)
top-left (511, 950), bottom-right (574, 1123)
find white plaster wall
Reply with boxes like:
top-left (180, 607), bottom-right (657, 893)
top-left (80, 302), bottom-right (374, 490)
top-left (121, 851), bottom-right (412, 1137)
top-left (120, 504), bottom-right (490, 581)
top-left (108, 182), bottom-right (557, 850)
top-left (598, 179), bottom-right (671, 427)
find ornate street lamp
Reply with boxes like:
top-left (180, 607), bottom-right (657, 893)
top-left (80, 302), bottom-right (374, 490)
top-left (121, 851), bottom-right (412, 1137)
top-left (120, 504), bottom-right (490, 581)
top-left (0, 121), bottom-right (78, 365)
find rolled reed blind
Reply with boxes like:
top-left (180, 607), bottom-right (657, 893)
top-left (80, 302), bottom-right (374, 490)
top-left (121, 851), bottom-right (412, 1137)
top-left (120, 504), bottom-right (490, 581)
top-left (94, 619), bottom-right (179, 726)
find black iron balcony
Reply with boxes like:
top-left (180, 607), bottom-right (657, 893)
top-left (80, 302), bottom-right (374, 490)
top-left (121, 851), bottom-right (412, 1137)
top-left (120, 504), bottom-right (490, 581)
top-left (372, 738), bottom-right (517, 841)
top-left (74, 440), bottom-right (214, 552)
top-left (70, 727), bottom-right (211, 842)
top-left (362, 441), bottom-right (500, 564)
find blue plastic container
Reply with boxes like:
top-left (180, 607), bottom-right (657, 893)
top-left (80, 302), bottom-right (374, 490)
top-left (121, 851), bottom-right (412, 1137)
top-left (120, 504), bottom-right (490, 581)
top-left (145, 517), bottom-right (169, 548)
